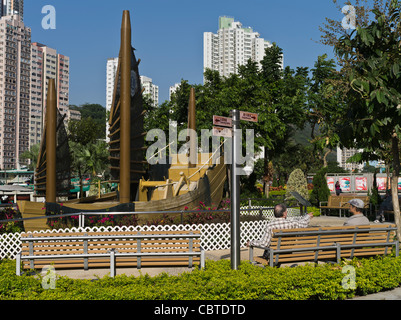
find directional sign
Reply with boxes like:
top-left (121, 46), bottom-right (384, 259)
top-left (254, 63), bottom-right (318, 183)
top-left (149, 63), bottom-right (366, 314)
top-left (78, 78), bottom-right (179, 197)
top-left (213, 115), bottom-right (232, 127)
top-left (212, 126), bottom-right (233, 138)
top-left (239, 111), bottom-right (258, 123)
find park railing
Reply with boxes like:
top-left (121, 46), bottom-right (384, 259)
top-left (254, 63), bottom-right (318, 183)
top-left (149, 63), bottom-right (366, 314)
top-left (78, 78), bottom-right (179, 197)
top-left (0, 206), bottom-right (302, 259)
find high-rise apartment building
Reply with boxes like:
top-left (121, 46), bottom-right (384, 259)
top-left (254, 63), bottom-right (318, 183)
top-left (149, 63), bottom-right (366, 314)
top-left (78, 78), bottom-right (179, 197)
top-left (0, 14), bottom-right (30, 169)
top-left (169, 83), bottom-right (180, 101)
top-left (105, 57), bottom-right (118, 142)
top-left (106, 57), bottom-right (118, 112)
top-left (30, 42), bottom-right (70, 147)
top-left (336, 146), bottom-right (365, 172)
top-left (1, 0), bottom-right (23, 20)
top-left (106, 58), bottom-right (159, 109)
top-left (204, 16), bottom-right (273, 78)
top-left (140, 75), bottom-right (159, 107)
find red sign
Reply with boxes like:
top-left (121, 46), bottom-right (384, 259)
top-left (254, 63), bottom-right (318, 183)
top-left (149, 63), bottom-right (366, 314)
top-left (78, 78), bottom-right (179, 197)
top-left (239, 111), bottom-right (258, 122)
top-left (213, 115), bottom-right (232, 127)
top-left (212, 126), bottom-right (233, 138)
top-left (355, 177), bottom-right (367, 191)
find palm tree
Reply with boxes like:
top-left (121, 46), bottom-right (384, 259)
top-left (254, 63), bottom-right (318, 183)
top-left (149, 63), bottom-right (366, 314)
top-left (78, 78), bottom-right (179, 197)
top-left (69, 140), bottom-right (110, 199)
top-left (20, 144), bottom-right (40, 170)
top-left (87, 140), bottom-right (109, 178)
top-left (69, 141), bottom-right (90, 198)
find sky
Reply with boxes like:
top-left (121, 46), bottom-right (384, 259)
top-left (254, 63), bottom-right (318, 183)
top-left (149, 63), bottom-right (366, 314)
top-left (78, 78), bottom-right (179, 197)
top-left (23, 0), bottom-right (348, 107)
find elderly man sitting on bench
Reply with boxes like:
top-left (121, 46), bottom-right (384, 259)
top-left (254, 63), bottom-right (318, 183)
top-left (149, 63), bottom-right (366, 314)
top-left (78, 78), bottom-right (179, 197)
top-left (344, 198), bottom-right (370, 226)
top-left (246, 203), bottom-right (314, 259)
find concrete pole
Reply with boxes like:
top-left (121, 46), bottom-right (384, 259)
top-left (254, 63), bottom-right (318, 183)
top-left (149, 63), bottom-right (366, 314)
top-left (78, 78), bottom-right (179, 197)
top-left (187, 87), bottom-right (197, 168)
top-left (119, 10), bottom-right (132, 204)
top-left (46, 78), bottom-right (57, 203)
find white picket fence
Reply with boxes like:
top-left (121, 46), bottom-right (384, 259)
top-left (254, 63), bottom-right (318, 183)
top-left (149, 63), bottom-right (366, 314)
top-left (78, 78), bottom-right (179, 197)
top-left (0, 207), bottom-right (301, 260)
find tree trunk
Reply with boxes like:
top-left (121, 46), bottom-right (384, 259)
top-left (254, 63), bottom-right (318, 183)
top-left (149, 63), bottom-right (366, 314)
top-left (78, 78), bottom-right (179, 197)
top-left (264, 182), bottom-right (270, 199)
top-left (323, 149), bottom-right (331, 168)
top-left (79, 168), bottom-right (84, 200)
top-left (391, 135), bottom-right (401, 242)
top-left (263, 146), bottom-right (269, 198)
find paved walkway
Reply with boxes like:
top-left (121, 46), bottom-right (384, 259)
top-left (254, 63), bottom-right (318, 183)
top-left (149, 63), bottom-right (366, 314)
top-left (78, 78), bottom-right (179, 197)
top-left (352, 288), bottom-right (401, 300)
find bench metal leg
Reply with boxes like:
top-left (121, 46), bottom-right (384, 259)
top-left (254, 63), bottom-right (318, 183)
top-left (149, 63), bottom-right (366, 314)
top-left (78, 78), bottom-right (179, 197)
top-left (188, 234), bottom-right (194, 268)
top-left (16, 252), bottom-right (21, 276)
top-left (109, 249), bottom-right (116, 278)
top-left (200, 249), bottom-right (205, 269)
top-left (336, 243), bottom-right (341, 264)
top-left (83, 235), bottom-right (88, 271)
top-left (269, 250), bottom-right (274, 267)
top-left (249, 246), bottom-right (254, 264)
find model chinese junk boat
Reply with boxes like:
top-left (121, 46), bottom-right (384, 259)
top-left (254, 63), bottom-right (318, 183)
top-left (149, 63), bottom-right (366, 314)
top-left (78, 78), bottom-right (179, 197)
top-left (18, 11), bottom-right (227, 227)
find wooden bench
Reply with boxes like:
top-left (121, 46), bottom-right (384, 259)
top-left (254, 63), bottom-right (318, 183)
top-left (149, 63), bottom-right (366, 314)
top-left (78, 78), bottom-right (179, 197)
top-left (320, 195), bottom-right (370, 216)
top-left (16, 230), bottom-right (205, 277)
top-left (320, 196), bottom-right (342, 211)
top-left (340, 196), bottom-right (370, 210)
top-left (249, 224), bottom-right (399, 267)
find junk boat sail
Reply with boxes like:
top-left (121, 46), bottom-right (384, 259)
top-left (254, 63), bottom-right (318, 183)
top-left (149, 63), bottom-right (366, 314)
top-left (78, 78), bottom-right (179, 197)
top-left (18, 10), bottom-right (227, 230)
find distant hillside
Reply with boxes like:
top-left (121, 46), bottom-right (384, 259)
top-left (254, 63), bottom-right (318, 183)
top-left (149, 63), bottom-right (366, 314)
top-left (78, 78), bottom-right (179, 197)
top-left (69, 103), bottom-right (106, 140)
top-left (70, 103), bottom-right (106, 124)
top-left (291, 123), bottom-right (337, 163)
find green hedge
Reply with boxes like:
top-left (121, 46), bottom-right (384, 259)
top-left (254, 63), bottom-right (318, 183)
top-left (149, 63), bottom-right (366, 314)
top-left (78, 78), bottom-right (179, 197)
top-left (2, 256), bottom-right (401, 300)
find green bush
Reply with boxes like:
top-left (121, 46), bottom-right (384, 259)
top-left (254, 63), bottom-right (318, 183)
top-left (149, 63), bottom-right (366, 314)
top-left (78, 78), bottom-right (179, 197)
top-left (310, 168), bottom-right (331, 207)
top-left (286, 168), bottom-right (309, 201)
top-left (2, 255), bottom-right (401, 300)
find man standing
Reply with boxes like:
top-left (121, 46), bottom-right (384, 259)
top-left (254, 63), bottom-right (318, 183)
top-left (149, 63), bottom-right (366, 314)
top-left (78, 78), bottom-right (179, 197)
top-left (247, 203), bottom-right (313, 258)
top-left (344, 199), bottom-right (370, 226)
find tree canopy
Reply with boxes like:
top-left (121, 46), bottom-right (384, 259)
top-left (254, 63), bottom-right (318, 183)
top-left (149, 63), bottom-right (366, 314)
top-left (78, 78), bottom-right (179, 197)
top-left (320, 0), bottom-right (401, 239)
top-left (70, 103), bottom-right (106, 140)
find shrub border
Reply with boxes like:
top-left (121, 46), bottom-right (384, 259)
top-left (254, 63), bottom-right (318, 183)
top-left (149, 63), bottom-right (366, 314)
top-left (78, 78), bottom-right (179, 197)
top-left (1, 255), bottom-right (401, 300)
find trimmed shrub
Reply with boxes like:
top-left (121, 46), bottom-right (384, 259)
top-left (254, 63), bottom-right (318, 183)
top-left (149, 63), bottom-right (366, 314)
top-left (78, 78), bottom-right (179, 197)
top-left (3, 255), bottom-right (401, 300)
top-left (286, 168), bottom-right (309, 201)
top-left (310, 168), bottom-right (331, 207)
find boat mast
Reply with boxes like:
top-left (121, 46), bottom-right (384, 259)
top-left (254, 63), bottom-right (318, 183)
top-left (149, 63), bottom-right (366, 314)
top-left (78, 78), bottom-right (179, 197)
top-left (46, 78), bottom-right (57, 203)
top-left (120, 10), bottom-right (132, 204)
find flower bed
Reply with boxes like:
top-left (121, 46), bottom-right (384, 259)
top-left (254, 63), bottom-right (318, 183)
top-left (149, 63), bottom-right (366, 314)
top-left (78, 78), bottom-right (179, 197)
top-left (0, 206), bottom-right (24, 234)
top-left (47, 213), bottom-right (140, 229)
top-left (45, 199), bottom-right (264, 230)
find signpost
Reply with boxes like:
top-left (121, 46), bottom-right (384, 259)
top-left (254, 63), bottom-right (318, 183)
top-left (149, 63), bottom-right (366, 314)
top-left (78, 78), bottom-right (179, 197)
top-left (239, 111), bottom-right (258, 123)
top-left (231, 110), bottom-right (241, 270)
top-left (213, 110), bottom-right (258, 270)
top-left (213, 115), bottom-right (233, 128)
top-left (212, 126), bottom-right (232, 138)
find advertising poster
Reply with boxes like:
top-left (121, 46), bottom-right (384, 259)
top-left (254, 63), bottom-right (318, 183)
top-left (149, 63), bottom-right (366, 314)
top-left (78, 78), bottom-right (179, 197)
top-left (399, 178), bottom-right (401, 191)
top-left (339, 177), bottom-right (351, 192)
top-left (327, 177), bottom-right (335, 192)
top-left (376, 177), bottom-right (387, 191)
top-left (355, 177), bottom-right (367, 191)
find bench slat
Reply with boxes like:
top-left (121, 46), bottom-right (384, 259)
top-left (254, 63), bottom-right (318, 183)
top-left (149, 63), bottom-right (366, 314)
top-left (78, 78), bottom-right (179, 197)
top-left (18, 230), bottom-right (205, 275)
top-left (23, 257), bottom-right (202, 270)
top-left (250, 225), bottom-right (398, 267)
top-left (254, 247), bottom-right (392, 266)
